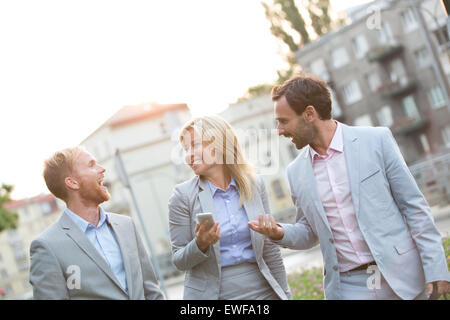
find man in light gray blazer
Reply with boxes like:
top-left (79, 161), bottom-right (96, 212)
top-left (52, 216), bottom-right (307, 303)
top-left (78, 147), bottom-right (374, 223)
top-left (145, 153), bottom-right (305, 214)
top-left (249, 74), bottom-right (449, 300)
top-left (30, 146), bottom-right (164, 300)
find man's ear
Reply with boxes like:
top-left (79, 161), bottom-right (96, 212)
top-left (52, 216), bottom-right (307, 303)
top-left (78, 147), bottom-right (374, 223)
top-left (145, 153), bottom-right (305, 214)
top-left (65, 176), bottom-right (80, 191)
top-left (303, 105), bottom-right (316, 122)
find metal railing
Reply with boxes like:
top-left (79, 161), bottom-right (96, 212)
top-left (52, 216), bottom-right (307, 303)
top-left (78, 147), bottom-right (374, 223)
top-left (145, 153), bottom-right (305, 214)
top-left (409, 151), bottom-right (450, 206)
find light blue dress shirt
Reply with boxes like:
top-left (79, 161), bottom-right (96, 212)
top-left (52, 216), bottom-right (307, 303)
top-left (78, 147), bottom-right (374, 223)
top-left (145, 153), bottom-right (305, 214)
top-left (64, 207), bottom-right (128, 293)
top-left (208, 178), bottom-right (256, 267)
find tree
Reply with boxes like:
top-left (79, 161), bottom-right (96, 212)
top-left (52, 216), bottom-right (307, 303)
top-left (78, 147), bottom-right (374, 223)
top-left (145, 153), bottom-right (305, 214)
top-left (263, 0), bottom-right (334, 51)
top-left (307, 0), bottom-right (333, 37)
top-left (0, 184), bottom-right (19, 232)
top-left (240, 0), bottom-right (341, 101)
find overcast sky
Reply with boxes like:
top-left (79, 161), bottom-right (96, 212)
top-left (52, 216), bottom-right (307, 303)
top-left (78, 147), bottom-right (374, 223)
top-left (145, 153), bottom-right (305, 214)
top-left (0, 0), bottom-right (372, 199)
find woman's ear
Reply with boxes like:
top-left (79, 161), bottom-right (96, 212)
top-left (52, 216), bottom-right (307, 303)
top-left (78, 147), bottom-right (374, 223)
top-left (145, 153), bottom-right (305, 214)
top-left (65, 176), bottom-right (79, 191)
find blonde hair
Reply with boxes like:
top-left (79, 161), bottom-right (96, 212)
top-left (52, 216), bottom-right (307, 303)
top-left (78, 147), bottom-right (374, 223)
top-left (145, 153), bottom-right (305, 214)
top-left (180, 115), bottom-right (255, 207)
top-left (43, 146), bottom-right (85, 202)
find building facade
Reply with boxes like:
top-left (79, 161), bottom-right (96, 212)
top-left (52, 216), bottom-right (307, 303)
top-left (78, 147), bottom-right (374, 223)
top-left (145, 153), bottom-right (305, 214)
top-left (0, 194), bottom-right (63, 299)
top-left (296, 0), bottom-right (450, 164)
top-left (80, 103), bottom-right (193, 279)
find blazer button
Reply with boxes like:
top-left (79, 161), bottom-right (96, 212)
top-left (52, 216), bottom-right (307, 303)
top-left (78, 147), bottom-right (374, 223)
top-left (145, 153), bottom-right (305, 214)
top-left (329, 238), bottom-right (334, 244)
top-left (333, 265), bottom-right (338, 271)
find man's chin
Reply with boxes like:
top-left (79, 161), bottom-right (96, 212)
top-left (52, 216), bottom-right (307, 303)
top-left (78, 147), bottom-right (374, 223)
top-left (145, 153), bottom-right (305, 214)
top-left (101, 190), bottom-right (111, 202)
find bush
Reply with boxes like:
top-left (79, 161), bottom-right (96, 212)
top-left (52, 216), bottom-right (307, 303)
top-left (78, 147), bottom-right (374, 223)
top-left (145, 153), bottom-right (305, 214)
top-left (288, 236), bottom-right (450, 300)
top-left (287, 266), bottom-right (324, 300)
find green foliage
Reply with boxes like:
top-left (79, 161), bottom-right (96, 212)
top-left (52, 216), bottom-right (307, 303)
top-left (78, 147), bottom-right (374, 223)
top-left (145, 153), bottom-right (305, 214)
top-left (438, 234), bottom-right (449, 300)
top-left (262, 2), bottom-right (299, 53)
top-left (287, 266), bottom-right (325, 300)
top-left (0, 183), bottom-right (19, 232)
top-left (274, 0), bottom-right (310, 45)
top-left (288, 236), bottom-right (450, 300)
top-left (444, 234), bottom-right (450, 269)
top-left (238, 83), bottom-right (274, 101)
top-left (308, 0), bottom-right (333, 37)
top-left (262, 0), bottom-right (334, 53)
top-left (240, 0), bottom-right (335, 102)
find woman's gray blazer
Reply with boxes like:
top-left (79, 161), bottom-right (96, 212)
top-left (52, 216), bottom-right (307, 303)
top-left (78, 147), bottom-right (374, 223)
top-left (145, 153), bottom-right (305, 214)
top-left (168, 174), bottom-right (292, 300)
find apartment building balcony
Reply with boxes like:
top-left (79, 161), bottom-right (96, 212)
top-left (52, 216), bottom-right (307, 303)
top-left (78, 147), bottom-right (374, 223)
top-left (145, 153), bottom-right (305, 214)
top-left (391, 116), bottom-right (428, 135)
top-left (366, 44), bottom-right (403, 62)
top-left (378, 78), bottom-right (418, 99)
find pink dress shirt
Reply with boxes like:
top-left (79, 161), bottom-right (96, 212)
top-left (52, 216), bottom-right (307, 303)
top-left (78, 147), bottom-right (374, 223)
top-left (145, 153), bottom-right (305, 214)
top-left (310, 121), bottom-right (374, 272)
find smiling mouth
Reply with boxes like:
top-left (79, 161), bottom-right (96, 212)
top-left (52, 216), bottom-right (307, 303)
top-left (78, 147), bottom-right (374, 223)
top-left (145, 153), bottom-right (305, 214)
top-left (97, 176), bottom-right (106, 187)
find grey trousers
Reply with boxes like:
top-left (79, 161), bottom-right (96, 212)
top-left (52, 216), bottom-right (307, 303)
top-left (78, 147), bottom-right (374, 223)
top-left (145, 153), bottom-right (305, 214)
top-left (219, 262), bottom-right (280, 300)
top-left (339, 266), bottom-right (428, 300)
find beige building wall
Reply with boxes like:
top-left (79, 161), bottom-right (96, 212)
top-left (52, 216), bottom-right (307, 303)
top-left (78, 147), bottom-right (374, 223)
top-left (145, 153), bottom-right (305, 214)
top-left (0, 195), bottom-right (64, 299)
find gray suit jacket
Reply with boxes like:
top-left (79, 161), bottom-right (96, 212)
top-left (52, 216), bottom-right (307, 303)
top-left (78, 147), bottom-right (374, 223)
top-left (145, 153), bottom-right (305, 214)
top-left (168, 175), bottom-right (291, 300)
top-left (277, 123), bottom-right (450, 299)
top-left (29, 211), bottom-right (165, 300)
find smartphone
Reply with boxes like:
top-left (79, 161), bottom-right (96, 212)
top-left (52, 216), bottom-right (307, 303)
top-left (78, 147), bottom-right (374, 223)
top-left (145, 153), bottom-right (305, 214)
top-left (196, 212), bottom-right (215, 230)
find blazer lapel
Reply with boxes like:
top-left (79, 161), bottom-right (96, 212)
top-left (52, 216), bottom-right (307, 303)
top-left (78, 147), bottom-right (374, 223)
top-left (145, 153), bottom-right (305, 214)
top-left (107, 215), bottom-right (133, 298)
top-left (299, 146), bottom-right (332, 234)
top-left (341, 124), bottom-right (361, 218)
top-left (243, 195), bottom-right (263, 259)
top-left (59, 213), bottom-right (127, 294)
top-left (197, 178), bottom-right (221, 268)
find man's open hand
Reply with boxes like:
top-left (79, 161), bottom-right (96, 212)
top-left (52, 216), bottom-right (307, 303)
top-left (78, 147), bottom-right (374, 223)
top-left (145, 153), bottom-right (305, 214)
top-left (248, 214), bottom-right (284, 241)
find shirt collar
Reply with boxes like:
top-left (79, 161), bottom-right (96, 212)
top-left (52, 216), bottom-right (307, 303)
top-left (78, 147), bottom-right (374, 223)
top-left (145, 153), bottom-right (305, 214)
top-left (64, 207), bottom-right (108, 233)
top-left (207, 177), bottom-right (237, 196)
top-left (310, 121), bottom-right (343, 161)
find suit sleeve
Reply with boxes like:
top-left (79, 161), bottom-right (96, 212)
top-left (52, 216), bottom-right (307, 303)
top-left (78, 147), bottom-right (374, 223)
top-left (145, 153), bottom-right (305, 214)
top-left (258, 177), bottom-right (292, 299)
top-left (274, 170), bottom-right (319, 250)
top-left (29, 238), bottom-right (69, 300)
top-left (381, 127), bottom-right (450, 283)
top-left (168, 185), bottom-right (211, 271)
top-left (131, 220), bottom-right (165, 300)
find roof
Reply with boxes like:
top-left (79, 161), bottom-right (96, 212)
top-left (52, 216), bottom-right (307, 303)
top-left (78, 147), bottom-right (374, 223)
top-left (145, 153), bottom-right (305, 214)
top-left (295, 0), bottom-right (393, 59)
top-left (108, 103), bottom-right (188, 128)
top-left (3, 193), bottom-right (56, 210)
top-left (82, 102), bottom-right (189, 143)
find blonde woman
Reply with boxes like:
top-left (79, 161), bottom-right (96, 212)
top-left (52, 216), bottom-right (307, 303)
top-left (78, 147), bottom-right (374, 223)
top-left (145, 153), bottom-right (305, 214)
top-left (168, 115), bottom-right (291, 300)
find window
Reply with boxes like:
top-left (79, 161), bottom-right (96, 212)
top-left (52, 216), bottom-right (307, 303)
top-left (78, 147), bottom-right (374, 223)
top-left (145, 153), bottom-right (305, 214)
top-left (433, 25), bottom-right (449, 46)
top-left (352, 35), bottom-right (369, 59)
top-left (401, 8), bottom-right (418, 33)
top-left (441, 125), bottom-right (450, 147)
top-left (366, 72), bottom-right (382, 92)
top-left (354, 114), bottom-right (373, 127)
top-left (419, 134), bottom-right (431, 153)
top-left (402, 95), bottom-right (421, 120)
top-left (376, 106), bottom-right (393, 127)
top-left (389, 59), bottom-right (407, 85)
top-left (330, 89), bottom-right (342, 118)
top-left (379, 22), bottom-right (395, 45)
top-left (331, 47), bottom-right (349, 69)
top-left (271, 180), bottom-right (285, 199)
top-left (310, 58), bottom-right (330, 82)
top-left (342, 80), bottom-right (363, 105)
top-left (4, 284), bottom-right (13, 295)
top-left (414, 47), bottom-right (431, 68)
top-left (428, 86), bottom-right (447, 109)
top-left (17, 261), bottom-right (28, 272)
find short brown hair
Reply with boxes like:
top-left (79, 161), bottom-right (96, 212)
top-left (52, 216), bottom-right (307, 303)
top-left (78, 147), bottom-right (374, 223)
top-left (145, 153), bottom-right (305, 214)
top-left (43, 146), bottom-right (85, 202)
top-left (271, 73), bottom-right (332, 120)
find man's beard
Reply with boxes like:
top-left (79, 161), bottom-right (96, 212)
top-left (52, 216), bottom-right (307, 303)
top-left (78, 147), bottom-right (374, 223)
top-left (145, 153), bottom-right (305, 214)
top-left (292, 123), bottom-right (316, 150)
top-left (79, 179), bottom-right (111, 205)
